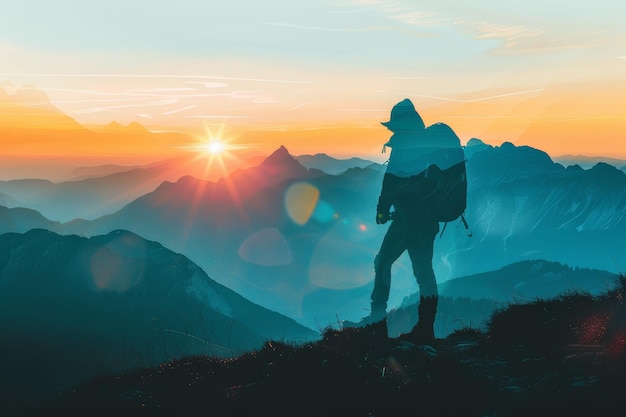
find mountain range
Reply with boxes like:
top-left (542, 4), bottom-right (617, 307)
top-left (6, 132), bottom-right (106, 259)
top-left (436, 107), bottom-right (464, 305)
top-left (295, 153), bottom-right (382, 175)
top-left (25, 140), bottom-right (615, 331)
top-left (57, 147), bottom-right (381, 328)
top-left (390, 259), bottom-right (621, 338)
top-left (0, 85), bottom-right (190, 153)
top-left (459, 139), bottom-right (626, 276)
top-left (0, 152), bottom-right (267, 222)
top-left (436, 259), bottom-right (619, 303)
top-left (0, 228), bottom-right (317, 406)
top-left (553, 154), bottom-right (626, 171)
top-left (0, 86), bottom-right (198, 180)
top-left (3, 137), bottom-right (625, 329)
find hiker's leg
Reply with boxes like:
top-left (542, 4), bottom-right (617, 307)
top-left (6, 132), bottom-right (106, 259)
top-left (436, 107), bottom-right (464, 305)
top-left (371, 211), bottom-right (408, 315)
top-left (402, 223), bottom-right (439, 343)
top-left (406, 223), bottom-right (438, 299)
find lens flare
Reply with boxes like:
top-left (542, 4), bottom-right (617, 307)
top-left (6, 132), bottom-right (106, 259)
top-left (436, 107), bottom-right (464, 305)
top-left (311, 199), bottom-right (335, 223)
top-left (90, 233), bottom-right (146, 292)
top-left (238, 228), bottom-right (293, 266)
top-left (285, 182), bottom-right (320, 225)
top-left (308, 228), bottom-right (374, 290)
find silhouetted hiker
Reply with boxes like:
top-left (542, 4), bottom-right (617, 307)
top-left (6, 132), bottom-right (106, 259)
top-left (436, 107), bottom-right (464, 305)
top-left (345, 98), bottom-right (467, 346)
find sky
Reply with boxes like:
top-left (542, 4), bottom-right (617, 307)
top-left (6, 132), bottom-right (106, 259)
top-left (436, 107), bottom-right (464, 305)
top-left (1, 0), bottom-right (625, 166)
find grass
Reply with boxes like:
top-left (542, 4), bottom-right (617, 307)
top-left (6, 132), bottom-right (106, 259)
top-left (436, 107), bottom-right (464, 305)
top-left (9, 277), bottom-right (626, 417)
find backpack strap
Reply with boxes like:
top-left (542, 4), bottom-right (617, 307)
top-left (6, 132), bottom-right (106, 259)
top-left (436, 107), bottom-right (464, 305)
top-left (439, 221), bottom-right (449, 238)
top-left (460, 213), bottom-right (473, 237)
top-left (439, 212), bottom-right (473, 238)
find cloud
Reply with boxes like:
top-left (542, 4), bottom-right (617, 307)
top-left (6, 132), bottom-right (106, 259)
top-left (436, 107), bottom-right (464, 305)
top-left (185, 115), bottom-right (250, 119)
top-left (124, 87), bottom-right (197, 93)
top-left (31, 86), bottom-right (273, 102)
top-left (351, 0), bottom-right (579, 53)
top-left (74, 99), bottom-right (179, 114)
top-left (335, 108), bottom-right (385, 112)
top-left (389, 9), bottom-right (453, 27)
top-left (468, 21), bottom-right (545, 47)
top-left (186, 81), bottom-right (229, 89)
top-left (0, 73), bottom-right (313, 84)
top-left (457, 20), bottom-right (596, 54)
top-left (162, 105), bottom-right (198, 116)
top-left (354, 1), bottom-right (453, 28)
top-left (407, 88), bottom-right (544, 103)
top-left (252, 97), bottom-right (279, 104)
top-left (289, 102), bottom-right (310, 111)
top-left (44, 96), bottom-right (148, 104)
top-left (263, 22), bottom-right (365, 32)
top-left (380, 76), bottom-right (432, 80)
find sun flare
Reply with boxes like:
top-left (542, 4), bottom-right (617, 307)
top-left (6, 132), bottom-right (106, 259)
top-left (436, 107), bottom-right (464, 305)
top-left (204, 140), bottom-right (225, 155)
top-left (180, 125), bottom-right (252, 172)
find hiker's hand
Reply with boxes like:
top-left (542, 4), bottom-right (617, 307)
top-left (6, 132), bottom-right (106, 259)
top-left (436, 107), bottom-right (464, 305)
top-left (376, 211), bottom-right (390, 224)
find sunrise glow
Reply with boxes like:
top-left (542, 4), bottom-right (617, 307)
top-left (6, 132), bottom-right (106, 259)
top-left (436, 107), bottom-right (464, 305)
top-left (0, 0), bottom-right (624, 174)
top-left (182, 125), bottom-right (239, 160)
top-left (206, 141), bottom-right (225, 155)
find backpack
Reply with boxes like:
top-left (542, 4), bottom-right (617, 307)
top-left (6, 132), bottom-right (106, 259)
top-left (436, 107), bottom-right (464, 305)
top-left (387, 123), bottom-right (470, 235)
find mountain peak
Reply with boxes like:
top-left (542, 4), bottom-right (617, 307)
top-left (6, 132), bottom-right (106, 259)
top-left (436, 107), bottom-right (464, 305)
top-left (466, 138), bottom-right (486, 147)
top-left (262, 145), bottom-right (297, 166)
top-left (103, 121), bottom-right (150, 134)
top-left (11, 85), bottom-right (52, 105)
top-left (464, 138), bottom-right (493, 158)
top-left (590, 162), bottom-right (624, 177)
top-left (127, 121), bottom-right (150, 133)
top-left (107, 121), bottom-right (124, 129)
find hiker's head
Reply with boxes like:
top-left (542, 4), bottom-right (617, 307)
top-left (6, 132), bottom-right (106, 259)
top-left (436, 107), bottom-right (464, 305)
top-left (381, 99), bottom-right (425, 133)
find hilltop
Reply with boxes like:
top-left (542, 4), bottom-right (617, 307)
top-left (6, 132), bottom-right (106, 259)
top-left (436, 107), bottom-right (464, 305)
top-left (19, 276), bottom-right (626, 417)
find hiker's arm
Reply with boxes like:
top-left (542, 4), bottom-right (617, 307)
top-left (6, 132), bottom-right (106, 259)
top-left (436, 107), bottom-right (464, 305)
top-left (377, 173), bottom-right (401, 216)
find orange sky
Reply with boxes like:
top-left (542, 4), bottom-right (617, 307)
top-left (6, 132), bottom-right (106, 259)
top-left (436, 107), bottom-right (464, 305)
top-left (1, 0), bottom-right (625, 176)
top-left (1, 77), bottom-right (625, 181)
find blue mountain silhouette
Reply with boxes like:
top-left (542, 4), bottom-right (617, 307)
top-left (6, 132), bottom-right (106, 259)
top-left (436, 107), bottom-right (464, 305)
top-left (0, 228), bottom-right (317, 408)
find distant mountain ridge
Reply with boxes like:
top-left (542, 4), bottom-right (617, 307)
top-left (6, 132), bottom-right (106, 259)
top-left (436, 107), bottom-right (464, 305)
top-left (3, 123), bottom-right (625, 331)
top-left (0, 205), bottom-right (60, 233)
top-left (0, 191), bottom-right (17, 206)
top-left (62, 146), bottom-right (371, 326)
top-left (67, 163), bottom-right (145, 180)
top-left (295, 153), bottom-right (381, 175)
top-left (553, 154), bottom-right (626, 170)
top-left (387, 259), bottom-right (620, 339)
top-left (456, 138), bottom-right (626, 274)
top-left (0, 151), bottom-right (268, 222)
top-left (438, 259), bottom-right (619, 302)
top-left (396, 260), bottom-right (620, 333)
top-left (55, 139), bottom-right (626, 330)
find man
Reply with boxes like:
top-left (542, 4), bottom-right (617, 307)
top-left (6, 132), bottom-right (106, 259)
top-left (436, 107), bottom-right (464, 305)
top-left (346, 98), bottom-right (465, 345)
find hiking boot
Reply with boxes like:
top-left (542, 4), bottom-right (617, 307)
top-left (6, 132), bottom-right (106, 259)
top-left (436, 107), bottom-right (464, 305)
top-left (342, 309), bottom-right (388, 339)
top-left (397, 296), bottom-right (437, 346)
top-left (398, 320), bottom-right (434, 346)
top-left (343, 304), bottom-right (386, 327)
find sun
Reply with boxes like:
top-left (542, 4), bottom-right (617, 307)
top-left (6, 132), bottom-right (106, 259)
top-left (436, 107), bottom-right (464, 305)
top-left (204, 140), bottom-right (225, 155)
top-left (180, 124), bottom-right (251, 165)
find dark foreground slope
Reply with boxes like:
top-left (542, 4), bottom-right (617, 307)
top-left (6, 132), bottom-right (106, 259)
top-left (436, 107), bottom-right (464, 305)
top-left (0, 229), bottom-right (317, 410)
top-left (17, 278), bottom-right (626, 417)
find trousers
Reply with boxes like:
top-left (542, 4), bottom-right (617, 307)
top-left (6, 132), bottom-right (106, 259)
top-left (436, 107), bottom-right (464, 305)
top-left (371, 207), bottom-right (439, 312)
